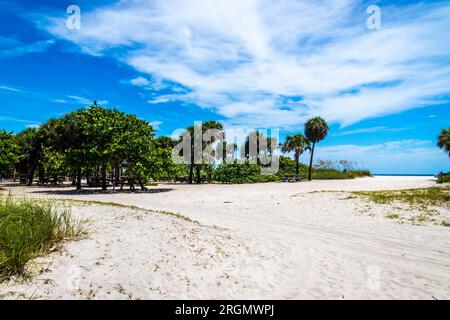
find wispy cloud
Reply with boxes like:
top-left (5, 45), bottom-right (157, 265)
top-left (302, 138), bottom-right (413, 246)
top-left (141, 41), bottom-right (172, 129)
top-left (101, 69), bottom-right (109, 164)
top-left (26, 124), bottom-right (41, 129)
top-left (334, 126), bottom-right (407, 136)
top-left (125, 76), bottom-right (175, 93)
top-left (314, 139), bottom-right (447, 174)
top-left (149, 120), bottom-right (162, 129)
top-left (52, 98), bottom-right (68, 104)
top-left (0, 85), bottom-right (109, 107)
top-left (0, 85), bottom-right (21, 92)
top-left (130, 77), bottom-right (150, 87)
top-left (0, 115), bottom-right (39, 124)
top-left (66, 95), bottom-right (108, 106)
top-left (40, 0), bottom-right (450, 129)
top-left (0, 37), bottom-right (54, 58)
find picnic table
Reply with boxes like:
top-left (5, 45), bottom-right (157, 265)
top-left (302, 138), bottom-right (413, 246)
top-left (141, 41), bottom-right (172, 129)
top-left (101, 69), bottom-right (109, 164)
top-left (88, 176), bottom-right (112, 187)
top-left (175, 177), bottom-right (189, 183)
top-left (37, 176), bottom-right (66, 185)
top-left (118, 177), bottom-right (138, 191)
top-left (19, 175), bottom-right (27, 184)
top-left (281, 174), bottom-right (301, 182)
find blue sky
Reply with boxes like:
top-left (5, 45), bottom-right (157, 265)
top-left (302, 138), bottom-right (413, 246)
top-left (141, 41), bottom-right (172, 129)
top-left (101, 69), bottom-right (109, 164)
top-left (0, 0), bottom-right (449, 174)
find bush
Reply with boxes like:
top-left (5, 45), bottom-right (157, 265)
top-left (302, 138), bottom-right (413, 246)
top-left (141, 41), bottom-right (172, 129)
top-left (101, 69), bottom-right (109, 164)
top-left (0, 195), bottom-right (83, 279)
top-left (437, 172), bottom-right (450, 184)
top-left (213, 162), bottom-right (279, 184)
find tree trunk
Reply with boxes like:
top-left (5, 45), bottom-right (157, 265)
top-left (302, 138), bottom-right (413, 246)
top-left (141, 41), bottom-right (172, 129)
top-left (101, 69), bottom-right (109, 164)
top-left (101, 162), bottom-right (107, 191)
top-left (27, 168), bottom-right (35, 186)
top-left (86, 169), bottom-right (91, 186)
top-left (308, 142), bottom-right (315, 181)
top-left (188, 164), bottom-right (194, 184)
top-left (138, 179), bottom-right (146, 191)
top-left (115, 163), bottom-right (120, 186)
top-left (295, 153), bottom-right (300, 175)
top-left (76, 169), bottom-right (82, 190)
top-left (207, 167), bottom-right (212, 183)
top-left (196, 165), bottom-right (201, 184)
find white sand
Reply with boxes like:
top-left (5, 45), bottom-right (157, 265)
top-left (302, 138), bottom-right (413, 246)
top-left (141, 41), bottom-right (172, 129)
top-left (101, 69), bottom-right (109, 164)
top-left (1, 176), bottom-right (450, 299)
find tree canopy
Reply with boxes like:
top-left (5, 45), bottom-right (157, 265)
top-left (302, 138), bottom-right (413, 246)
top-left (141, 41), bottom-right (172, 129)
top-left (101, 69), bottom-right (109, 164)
top-left (437, 127), bottom-right (450, 158)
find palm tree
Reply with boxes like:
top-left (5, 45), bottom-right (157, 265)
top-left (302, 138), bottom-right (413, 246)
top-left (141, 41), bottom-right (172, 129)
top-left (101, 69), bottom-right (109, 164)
top-left (304, 117), bottom-right (329, 181)
top-left (183, 121), bottom-right (224, 184)
top-left (437, 127), bottom-right (450, 157)
top-left (281, 134), bottom-right (310, 175)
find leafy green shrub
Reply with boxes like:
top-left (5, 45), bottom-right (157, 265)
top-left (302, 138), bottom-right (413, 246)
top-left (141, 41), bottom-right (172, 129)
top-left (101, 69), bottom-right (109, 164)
top-left (277, 156), bottom-right (308, 176)
top-left (213, 162), bottom-right (279, 184)
top-left (437, 172), bottom-right (450, 184)
top-left (0, 195), bottom-right (83, 280)
top-left (213, 157), bottom-right (371, 183)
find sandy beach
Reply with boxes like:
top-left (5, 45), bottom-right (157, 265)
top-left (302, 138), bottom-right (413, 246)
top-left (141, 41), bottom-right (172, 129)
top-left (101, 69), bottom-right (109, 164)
top-left (1, 176), bottom-right (450, 300)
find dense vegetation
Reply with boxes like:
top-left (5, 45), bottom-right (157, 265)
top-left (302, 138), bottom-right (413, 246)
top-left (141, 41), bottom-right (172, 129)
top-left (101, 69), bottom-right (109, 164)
top-left (0, 102), bottom-right (375, 186)
top-left (437, 172), bottom-right (450, 184)
top-left (0, 195), bottom-right (83, 279)
top-left (213, 162), bottom-right (279, 184)
top-left (0, 103), bottom-right (172, 190)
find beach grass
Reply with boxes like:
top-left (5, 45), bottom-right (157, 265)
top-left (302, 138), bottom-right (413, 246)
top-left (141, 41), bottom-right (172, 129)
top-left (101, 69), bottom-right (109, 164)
top-left (352, 186), bottom-right (450, 209)
top-left (56, 198), bottom-right (200, 224)
top-left (0, 195), bottom-right (84, 280)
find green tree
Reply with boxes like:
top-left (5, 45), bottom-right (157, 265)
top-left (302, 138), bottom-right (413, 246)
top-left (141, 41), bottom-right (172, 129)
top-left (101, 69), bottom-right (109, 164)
top-left (281, 134), bottom-right (310, 175)
top-left (182, 121), bottom-right (224, 184)
top-left (15, 128), bottom-right (43, 185)
top-left (154, 136), bottom-right (187, 180)
top-left (40, 103), bottom-right (159, 191)
top-left (437, 127), bottom-right (450, 158)
top-left (0, 130), bottom-right (19, 179)
top-left (304, 117), bottom-right (329, 181)
top-left (40, 112), bottom-right (90, 189)
top-left (111, 111), bottom-right (158, 190)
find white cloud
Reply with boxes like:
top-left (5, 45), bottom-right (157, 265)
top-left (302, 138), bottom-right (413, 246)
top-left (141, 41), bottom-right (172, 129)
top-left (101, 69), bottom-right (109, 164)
top-left (334, 126), bottom-right (407, 136)
top-left (66, 95), bottom-right (108, 106)
top-left (130, 77), bottom-right (150, 87)
top-left (26, 124), bottom-right (41, 129)
top-left (314, 140), bottom-right (448, 174)
top-left (0, 115), bottom-right (39, 124)
top-left (127, 75), bottom-right (173, 92)
top-left (0, 38), bottom-right (54, 58)
top-left (0, 85), bottom-right (21, 92)
top-left (149, 120), bottom-right (162, 129)
top-left (52, 98), bottom-right (68, 104)
top-left (42, 0), bottom-right (450, 128)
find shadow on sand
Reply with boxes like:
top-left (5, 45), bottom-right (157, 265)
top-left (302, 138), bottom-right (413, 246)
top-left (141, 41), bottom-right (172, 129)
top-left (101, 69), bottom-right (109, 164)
top-left (0, 182), bottom-right (173, 195)
top-left (28, 187), bottom-right (174, 195)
